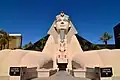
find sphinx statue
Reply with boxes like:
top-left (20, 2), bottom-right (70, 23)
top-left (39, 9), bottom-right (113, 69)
top-left (1, 12), bottom-right (120, 79)
top-left (42, 11), bottom-right (83, 70)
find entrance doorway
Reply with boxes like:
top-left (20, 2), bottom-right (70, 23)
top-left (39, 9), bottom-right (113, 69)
top-left (57, 63), bottom-right (68, 71)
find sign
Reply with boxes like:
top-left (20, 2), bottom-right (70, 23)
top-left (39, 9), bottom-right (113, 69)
top-left (100, 67), bottom-right (113, 77)
top-left (9, 67), bottom-right (21, 76)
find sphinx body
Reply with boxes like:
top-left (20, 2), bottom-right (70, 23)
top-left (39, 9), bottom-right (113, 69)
top-left (0, 12), bottom-right (120, 77)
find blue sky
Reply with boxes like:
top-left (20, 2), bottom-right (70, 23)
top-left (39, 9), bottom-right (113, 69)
top-left (0, 0), bottom-right (120, 46)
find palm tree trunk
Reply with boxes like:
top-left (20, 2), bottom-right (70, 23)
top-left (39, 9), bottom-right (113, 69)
top-left (0, 44), bottom-right (2, 50)
top-left (104, 40), bottom-right (107, 48)
top-left (7, 40), bottom-right (9, 49)
top-left (3, 44), bottom-right (5, 49)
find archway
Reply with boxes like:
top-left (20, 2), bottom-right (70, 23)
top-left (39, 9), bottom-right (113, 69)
top-left (57, 63), bottom-right (68, 71)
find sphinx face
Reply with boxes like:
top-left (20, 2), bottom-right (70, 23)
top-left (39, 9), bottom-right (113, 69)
top-left (56, 17), bottom-right (69, 29)
top-left (54, 14), bottom-right (71, 34)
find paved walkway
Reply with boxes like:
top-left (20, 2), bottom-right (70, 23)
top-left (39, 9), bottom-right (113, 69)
top-left (32, 71), bottom-right (90, 80)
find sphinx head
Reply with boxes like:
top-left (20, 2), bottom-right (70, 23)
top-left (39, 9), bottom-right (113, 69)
top-left (48, 11), bottom-right (77, 43)
top-left (54, 12), bottom-right (71, 34)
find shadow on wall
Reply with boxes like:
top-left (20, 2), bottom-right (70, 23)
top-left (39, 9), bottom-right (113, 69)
top-left (72, 61), bottom-right (82, 69)
top-left (49, 69), bottom-right (57, 76)
top-left (20, 67), bottom-right (38, 80)
top-left (40, 60), bottom-right (53, 69)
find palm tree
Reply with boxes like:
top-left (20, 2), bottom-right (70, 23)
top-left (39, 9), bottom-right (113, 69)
top-left (22, 41), bottom-right (33, 49)
top-left (0, 37), bottom-right (7, 49)
top-left (0, 29), bottom-right (15, 49)
top-left (81, 40), bottom-right (89, 50)
top-left (0, 35), bottom-right (3, 50)
top-left (40, 37), bottom-right (46, 49)
top-left (90, 44), bottom-right (100, 50)
top-left (100, 32), bottom-right (112, 48)
top-left (0, 29), bottom-right (8, 49)
top-left (22, 44), bottom-right (28, 49)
